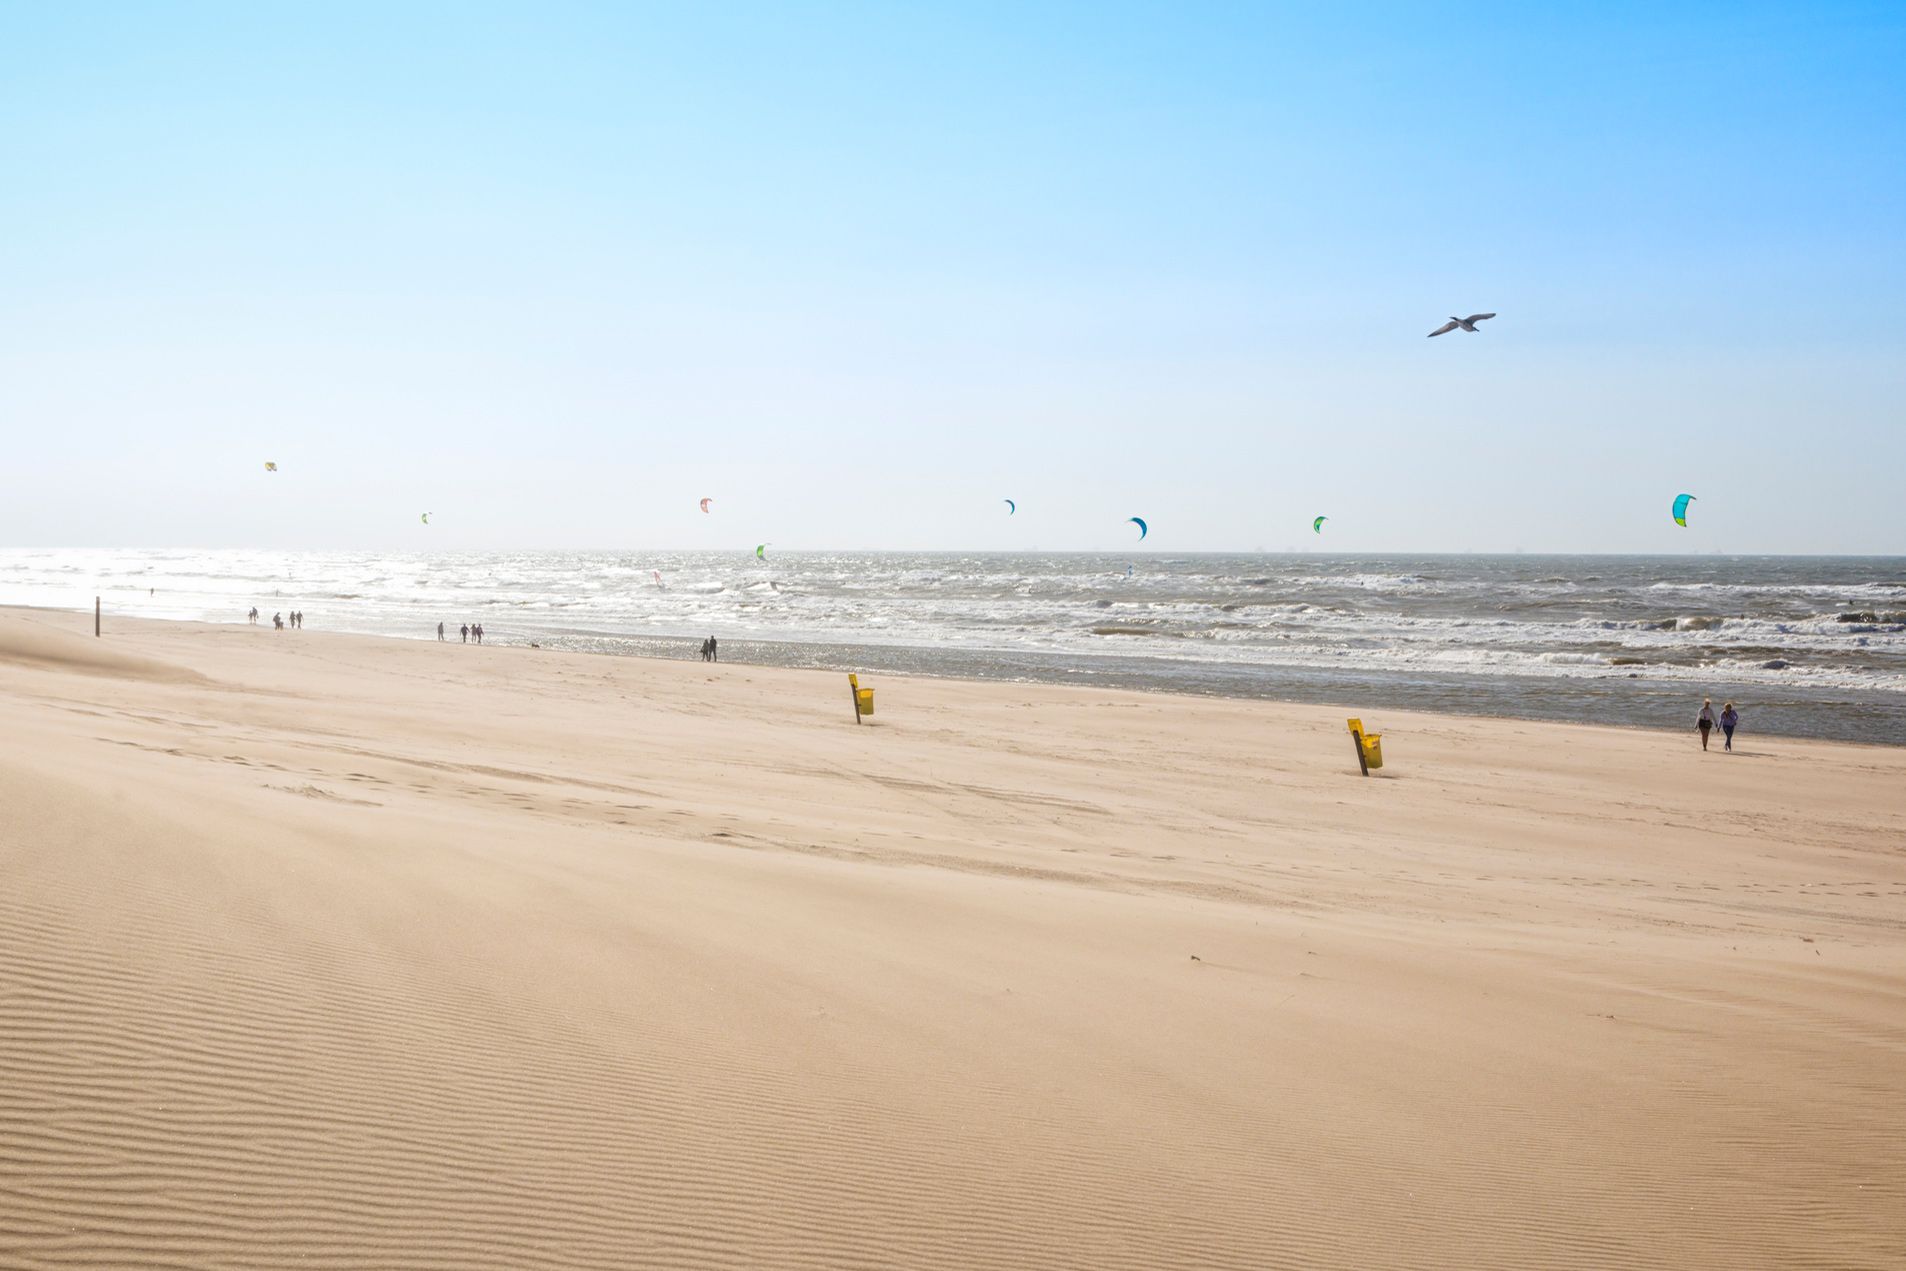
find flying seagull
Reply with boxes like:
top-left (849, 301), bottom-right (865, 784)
top-left (1428, 313), bottom-right (1496, 337)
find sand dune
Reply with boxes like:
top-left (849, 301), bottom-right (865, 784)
top-left (2, 606), bottom-right (1903, 1268)
top-left (0, 612), bottom-right (208, 683)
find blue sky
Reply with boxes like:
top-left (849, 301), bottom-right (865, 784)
top-left (1, 2), bottom-right (1901, 553)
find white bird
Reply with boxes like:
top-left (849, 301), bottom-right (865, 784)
top-left (1428, 313), bottom-right (1496, 337)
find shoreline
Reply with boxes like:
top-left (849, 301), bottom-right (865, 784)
top-left (8, 600), bottom-right (1902, 750)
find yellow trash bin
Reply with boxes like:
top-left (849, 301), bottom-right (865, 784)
top-left (848, 674), bottom-right (876, 723)
top-left (1347, 717), bottom-right (1384, 773)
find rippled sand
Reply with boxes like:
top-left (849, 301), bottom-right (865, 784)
top-left (3, 606), bottom-right (1904, 1268)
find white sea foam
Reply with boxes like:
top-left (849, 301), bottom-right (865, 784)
top-left (7, 550), bottom-right (1904, 718)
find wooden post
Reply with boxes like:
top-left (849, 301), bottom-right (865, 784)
top-left (1350, 724), bottom-right (1368, 777)
top-left (95, 596), bottom-right (100, 638)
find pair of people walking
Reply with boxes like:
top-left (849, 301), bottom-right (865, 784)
top-left (1697, 699), bottom-right (1740, 751)
top-left (699, 635), bottom-right (719, 662)
top-left (455, 623), bottom-right (484, 644)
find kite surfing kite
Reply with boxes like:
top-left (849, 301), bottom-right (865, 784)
top-left (1313, 516), bottom-right (1327, 534)
top-left (652, 570), bottom-right (662, 586)
top-left (1128, 517), bottom-right (1148, 540)
top-left (421, 513), bottom-right (430, 525)
top-left (756, 543), bottom-right (768, 560)
top-left (700, 497), bottom-right (712, 513)
top-left (1004, 499), bottom-right (1016, 515)
top-left (1672, 493), bottom-right (1696, 527)
top-left (263, 462), bottom-right (277, 472)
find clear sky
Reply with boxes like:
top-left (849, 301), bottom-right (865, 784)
top-left (2, 2), bottom-right (1901, 554)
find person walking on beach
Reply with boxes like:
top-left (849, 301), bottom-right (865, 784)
top-left (273, 612), bottom-right (284, 630)
top-left (707, 635), bottom-right (718, 663)
top-left (460, 623), bottom-right (468, 643)
top-left (1697, 699), bottom-right (1716, 751)
top-left (1720, 702), bottom-right (1739, 751)
top-left (248, 607), bottom-right (258, 624)
top-left (438, 622), bottom-right (446, 641)
top-left (474, 623), bottom-right (483, 645)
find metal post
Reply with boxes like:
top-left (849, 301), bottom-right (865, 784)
top-left (95, 596), bottom-right (100, 638)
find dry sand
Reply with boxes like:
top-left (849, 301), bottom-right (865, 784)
top-left (2, 605), bottom-right (1903, 1269)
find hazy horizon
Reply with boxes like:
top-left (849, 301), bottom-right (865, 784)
top-left (3, 4), bottom-right (1901, 555)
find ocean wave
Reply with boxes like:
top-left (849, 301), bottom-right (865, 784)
top-left (7, 550), bottom-right (1903, 706)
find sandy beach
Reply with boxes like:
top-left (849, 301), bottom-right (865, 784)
top-left (2, 604), bottom-right (1903, 1269)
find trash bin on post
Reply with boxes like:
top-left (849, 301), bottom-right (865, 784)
top-left (1347, 718), bottom-right (1383, 775)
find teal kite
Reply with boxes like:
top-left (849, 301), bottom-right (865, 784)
top-left (1672, 494), bottom-right (1695, 527)
top-left (1128, 517), bottom-right (1148, 540)
top-left (1313, 516), bottom-right (1327, 534)
top-left (1004, 499), bottom-right (1016, 515)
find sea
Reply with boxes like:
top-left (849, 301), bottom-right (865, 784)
top-left (5, 549), bottom-right (1905, 746)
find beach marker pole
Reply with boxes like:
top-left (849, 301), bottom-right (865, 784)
top-left (849, 674), bottom-right (862, 726)
top-left (95, 596), bottom-right (100, 638)
top-left (1347, 718), bottom-right (1369, 777)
